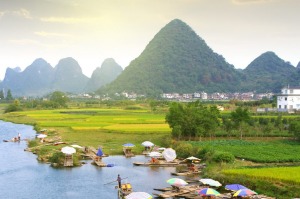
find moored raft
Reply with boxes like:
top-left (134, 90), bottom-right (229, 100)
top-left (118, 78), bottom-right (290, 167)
top-left (133, 161), bottom-right (179, 167)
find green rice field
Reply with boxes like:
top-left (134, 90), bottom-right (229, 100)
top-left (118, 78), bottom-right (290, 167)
top-left (223, 166), bottom-right (300, 184)
top-left (1, 108), bottom-right (171, 154)
top-left (190, 140), bottom-right (300, 163)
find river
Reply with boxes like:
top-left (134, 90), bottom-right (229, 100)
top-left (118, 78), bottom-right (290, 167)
top-left (0, 120), bottom-right (185, 199)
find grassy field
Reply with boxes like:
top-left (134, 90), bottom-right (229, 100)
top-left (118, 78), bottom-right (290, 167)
top-left (189, 140), bottom-right (300, 163)
top-left (0, 107), bottom-right (171, 154)
top-left (224, 166), bottom-right (300, 184)
top-left (221, 166), bottom-right (300, 198)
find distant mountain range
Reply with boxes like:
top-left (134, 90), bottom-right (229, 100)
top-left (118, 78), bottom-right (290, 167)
top-left (1, 19), bottom-right (299, 97)
top-left (0, 58), bottom-right (123, 96)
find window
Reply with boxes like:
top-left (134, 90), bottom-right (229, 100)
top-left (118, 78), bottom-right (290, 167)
top-left (284, 105), bottom-right (287, 109)
top-left (285, 97), bottom-right (287, 101)
top-left (279, 105), bottom-right (281, 109)
top-left (290, 89), bottom-right (294, 94)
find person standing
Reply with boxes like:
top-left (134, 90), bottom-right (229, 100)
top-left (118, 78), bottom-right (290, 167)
top-left (17, 133), bottom-right (21, 141)
top-left (117, 174), bottom-right (122, 188)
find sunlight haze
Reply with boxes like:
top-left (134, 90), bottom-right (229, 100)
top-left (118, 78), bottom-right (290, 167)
top-left (0, 0), bottom-right (299, 80)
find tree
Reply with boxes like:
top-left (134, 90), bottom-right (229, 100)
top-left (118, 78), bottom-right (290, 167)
top-left (6, 89), bottom-right (13, 100)
top-left (165, 101), bottom-right (220, 140)
top-left (49, 91), bottom-right (69, 107)
top-left (231, 107), bottom-right (251, 140)
top-left (289, 121), bottom-right (300, 141)
top-left (0, 90), bottom-right (4, 100)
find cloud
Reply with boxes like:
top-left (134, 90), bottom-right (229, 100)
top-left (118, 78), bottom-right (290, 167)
top-left (12, 8), bottom-right (32, 19)
top-left (34, 31), bottom-right (73, 38)
top-left (232, 0), bottom-right (273, 4)
top-left (40, 16), bottom-right (99, 24)
top-left (9, 39), bottom-right (65, 48)
top-left (0, 8), bottom-right (32, 19)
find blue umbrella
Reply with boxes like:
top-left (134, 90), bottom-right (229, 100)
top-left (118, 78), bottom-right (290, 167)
top-left (225, 184), bottom-right (248, 191)
top-left (123, 143), bottom-right (135, 147)
top-left (97, 148), bottom-right (103, 156)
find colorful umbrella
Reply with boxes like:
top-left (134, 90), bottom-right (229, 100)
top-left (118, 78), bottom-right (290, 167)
top-left (199, 179), bottom-right (222, 187)
top-left (167, 178), bottom-right (188, 187)
top-left (141, 141), bottom-right (154, 147)
top-left (71, 144), bottom-right (83, 149)
top-left (96, 148), bottom-right (103, 156)
top-left (125, 192), bottom-right (152, 199)
top-left (233, 189), bottom-right (257, 197)
top-left (123, 143), bottom-right (135, 147)
top-left (61, 146), bottom-right (76, 154)
top-left (225, 184), bottom-right (248, 191)
top-left (162, 148), bottom-right (177, 162)
top-left (197, 188), bottom-right (221, 196)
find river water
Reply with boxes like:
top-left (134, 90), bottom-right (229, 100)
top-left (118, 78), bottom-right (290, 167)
top-left (0, 120), bottom-right (185, 199)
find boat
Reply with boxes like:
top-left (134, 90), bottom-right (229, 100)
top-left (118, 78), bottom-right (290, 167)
top-left (133, 161), bottom-right (179, 167)
top-left (117, 183), bottom-right (133, 199)
top-left (123, 147), bottom-right (135, 157)
top-left (171, 170), bottom-right (201, 176)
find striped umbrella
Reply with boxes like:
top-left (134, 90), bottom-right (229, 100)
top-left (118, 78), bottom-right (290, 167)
top-left (233, 189), bottom-right (257, 197)
top-left (166, 178), bottom-right (188, 187)
top-left (197, 188), bottom-right (221, 196)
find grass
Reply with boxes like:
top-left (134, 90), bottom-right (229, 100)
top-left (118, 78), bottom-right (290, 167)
top-left (189, 139), bottom-right (300, 163)
top-left (0, 107), bottom-right (171, 155)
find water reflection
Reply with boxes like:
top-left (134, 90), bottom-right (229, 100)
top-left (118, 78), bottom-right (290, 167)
top-left (0, 121), bottom-right (184, 199)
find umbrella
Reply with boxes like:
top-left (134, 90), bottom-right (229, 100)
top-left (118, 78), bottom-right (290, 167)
top-left (37, 134), bottom-right (47, 138)
top-left (158, 147), bottom-right (166, 151)
top-left (233, 189), bottom-right (257, 197)
top-left (162, 148), bottom-right (176, 162)
top-left (141, 141), bottom-right (154, 147)
top-left (199, 179), bottom-right (222, 187)
top-left (197, 188), bottom-right (221, 196)
top-left (123, 143), bottom-right (135, 147)
top-left (148, 151), bottom-right (162, 157)
top-left (96, 148), bottom-right (103, 156)
top-left (186, 156), bottom-right (201, 161)
top-left (225, 184), bottom-right (248, 191)
top-left (167, 178), bottom-right (188, 187)
top-left (125, 192), bottom-right (152, 199)
top-left (71, 144), bottom-right (83, 149)
top-left (61, 146), bottom-right (76, 154)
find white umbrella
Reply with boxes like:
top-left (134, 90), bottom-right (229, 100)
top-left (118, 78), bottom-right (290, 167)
top-left (141, 141), bottom-right (154, 147)
top-left (148, 151), bottom-right (162, 157)
top-left (185, 156), bottom-right (201, 161)
top-left (61, 146), bottom-right (76, 155)
top-left (199, 179), bottom-right (222, 187)
top-left (71, 144), bottom-right (83, 149)
top-left (162, 148), bottom-right (176, 162)
top-left (125, 192), bottom-right (152, 199)
top-left (37, 134), bottom-right (47, 138)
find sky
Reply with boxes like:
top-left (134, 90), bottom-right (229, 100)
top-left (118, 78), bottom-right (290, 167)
top-left (0, 0), bottom-right (299, 80)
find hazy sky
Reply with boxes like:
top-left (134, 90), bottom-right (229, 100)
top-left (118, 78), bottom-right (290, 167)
top-left (0, 0), bottom-right (299, 80)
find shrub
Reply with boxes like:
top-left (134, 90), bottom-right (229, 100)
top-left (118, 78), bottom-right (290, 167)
top-left (28, 139), bottom-right (39, 148)
top-left (212, 151), bottom-right (235, 163)
top-left (174, 142), bottom-right (196, 158)
top-left (49, 151), bottom-right (65, 165)
top-left (197, 147), bottom-right (216, 161)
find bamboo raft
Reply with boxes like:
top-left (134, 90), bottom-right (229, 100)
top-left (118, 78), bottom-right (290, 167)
top-left (123, 148), bottom-right (135, 157)
top-left (133, 161), bottom-right (179, 167)
top-left (171, 170), bottom-right (201, 176)
top-left (153, 185), bottom-right (202, 198)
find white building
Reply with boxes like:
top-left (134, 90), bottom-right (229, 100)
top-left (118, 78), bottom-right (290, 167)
top-left (277, 86), bottom-right (300, 111)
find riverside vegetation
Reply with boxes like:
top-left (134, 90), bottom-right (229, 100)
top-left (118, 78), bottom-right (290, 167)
top-left (1, 98), bottom-right (300, 198)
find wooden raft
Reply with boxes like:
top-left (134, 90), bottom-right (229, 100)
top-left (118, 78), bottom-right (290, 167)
top-left (153, 185), bottom-right (201, 198)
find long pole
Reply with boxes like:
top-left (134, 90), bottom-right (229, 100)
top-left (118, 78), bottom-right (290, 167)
top-left (104, 177), bottom-right (128, 185)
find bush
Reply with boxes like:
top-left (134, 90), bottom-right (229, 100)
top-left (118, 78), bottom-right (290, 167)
top-left (197, 147), bottom-right (216, 161)
top-left (174, 142), bottom-right (198, 158)
top-left (212, 151), bottom-right (235, 163)
top-left (49, 151), bottom-right (65, 165)
top-left (28, 139), bottom-right (39, 148)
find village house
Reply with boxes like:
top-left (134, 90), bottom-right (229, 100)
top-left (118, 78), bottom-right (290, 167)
top-left (277, 86), bottom-right (300, 111)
